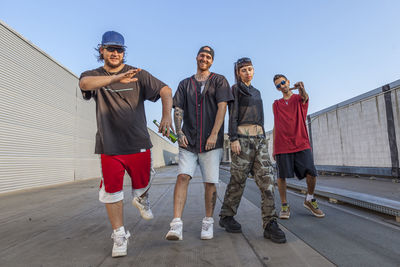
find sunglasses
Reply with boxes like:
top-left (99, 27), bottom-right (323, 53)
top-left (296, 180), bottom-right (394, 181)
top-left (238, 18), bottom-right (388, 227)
top-left (236, 57), bottom-right (251, 64)
top-left (105, 46), bottom-right (125, 53)
top-left (276, 80), bottom-right (286, 89)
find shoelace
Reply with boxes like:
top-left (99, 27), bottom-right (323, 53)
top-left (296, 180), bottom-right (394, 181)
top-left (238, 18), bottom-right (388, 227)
top-left (111, 231), bottom-right (131, 246)
top-left (269, 220), bottom-right (279, 229)
top-left (202, 222), bottom-right (212, 231)
top-left (170, 222), bottom-right (182, 231)
top-left (226, 218), bottom-right (235, 224)
top-left (311, 200), bottom-right (319, 209)
top-left (139, 196), bottom-right (151, 211)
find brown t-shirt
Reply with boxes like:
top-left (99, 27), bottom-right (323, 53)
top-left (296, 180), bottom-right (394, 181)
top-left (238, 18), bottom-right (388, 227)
top-left (79, 65), bottom-right (166, 155)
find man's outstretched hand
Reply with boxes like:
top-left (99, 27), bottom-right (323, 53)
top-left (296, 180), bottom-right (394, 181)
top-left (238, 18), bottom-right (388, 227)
top-left (113, 68), bottom-right (141, 84)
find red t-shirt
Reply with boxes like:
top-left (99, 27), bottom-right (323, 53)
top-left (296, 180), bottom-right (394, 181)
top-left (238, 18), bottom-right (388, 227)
top-left (273, 94), bottom-right (311, 156)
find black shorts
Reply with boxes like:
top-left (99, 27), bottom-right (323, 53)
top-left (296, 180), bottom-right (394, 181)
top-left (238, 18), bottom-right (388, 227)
top-left (275, 149), bottom-right (317, 179)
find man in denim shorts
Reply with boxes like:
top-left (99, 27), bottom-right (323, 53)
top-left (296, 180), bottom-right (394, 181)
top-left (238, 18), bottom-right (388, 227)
top-left (165, 46), bottom-right (233, 240)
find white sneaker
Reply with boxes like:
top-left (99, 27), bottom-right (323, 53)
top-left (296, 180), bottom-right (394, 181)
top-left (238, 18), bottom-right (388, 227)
top-left (165, 218), bottom-right (183, 241)
top-left (111, 230), bottom-right (131, 257)
top-left (132, 194), bottom-right (154, 220)
top-left (201, 217), bottom-right (214, 240)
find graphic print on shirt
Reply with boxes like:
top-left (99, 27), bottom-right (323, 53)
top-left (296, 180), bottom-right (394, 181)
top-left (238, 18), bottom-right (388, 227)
top-left (103, 87), bottom-right (134, 93)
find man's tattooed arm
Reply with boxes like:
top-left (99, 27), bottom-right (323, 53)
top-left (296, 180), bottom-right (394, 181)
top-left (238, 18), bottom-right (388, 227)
top-left (174, 107), bottom-right (184, 137)
top-left (174, 107), bottom-right (188, 147)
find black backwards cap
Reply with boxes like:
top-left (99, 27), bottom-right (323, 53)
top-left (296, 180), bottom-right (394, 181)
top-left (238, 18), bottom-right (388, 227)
top-left (197, 46), bottom-right (214, 59)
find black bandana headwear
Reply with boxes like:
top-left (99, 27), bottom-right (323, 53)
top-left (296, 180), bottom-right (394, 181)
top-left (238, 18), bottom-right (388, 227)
top-left (234, 57), bottom-right (253, 88)
top-left (235, 57), bottom-right (252, 70)
top-left (197, 46), bottom-right (214, 59)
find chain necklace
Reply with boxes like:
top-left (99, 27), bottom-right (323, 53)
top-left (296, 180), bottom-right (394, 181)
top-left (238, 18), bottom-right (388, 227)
top-left (195, 72), bottom-right (210, 82)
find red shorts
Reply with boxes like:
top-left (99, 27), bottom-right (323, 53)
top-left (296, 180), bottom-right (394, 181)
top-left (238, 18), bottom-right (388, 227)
top-left (100, 150), bottom-right (152, 194)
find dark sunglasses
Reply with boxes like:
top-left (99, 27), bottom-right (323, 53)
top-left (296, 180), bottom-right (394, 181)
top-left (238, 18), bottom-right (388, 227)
top-left (276, 80), bottom-right (286, 89)
top-left (105, 46), bottom-right (125, 53)
top-left (236, 57), bottom-right (251, 64)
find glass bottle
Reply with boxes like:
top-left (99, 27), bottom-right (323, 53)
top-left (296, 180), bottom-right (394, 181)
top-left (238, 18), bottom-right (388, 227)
top-left (153, 120), bottom-right (177, 143)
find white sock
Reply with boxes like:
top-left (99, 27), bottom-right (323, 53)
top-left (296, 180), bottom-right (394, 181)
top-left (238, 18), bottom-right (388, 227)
top-left (306, 194), bottom-right (314, 201)
top-left (114, 226), bottom-right (125, 235)
top-left (172, 217), bottom-right (182, 222)
top-left (203, 217), bottom-right (214, 222)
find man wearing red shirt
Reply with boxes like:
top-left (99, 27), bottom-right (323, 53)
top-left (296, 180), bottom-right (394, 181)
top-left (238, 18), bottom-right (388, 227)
top-left (272, 74), bottom-right (325, 219)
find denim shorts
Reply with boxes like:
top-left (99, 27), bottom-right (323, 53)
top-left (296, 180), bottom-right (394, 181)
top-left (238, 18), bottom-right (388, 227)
top-left (178, 148), bottom-right (223, 183)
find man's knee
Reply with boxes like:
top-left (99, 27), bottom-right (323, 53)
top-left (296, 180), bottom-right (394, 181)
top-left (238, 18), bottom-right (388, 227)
top-left (306, 174), bottom-right (316, 181)
top-left (105, 200), bottom-right (123, 206)
top-left (99, 186), bottom-right (124, 203)
top-left (204, 182), bottom-right (216, 188)
top-left (177, 174), bottom-right (191, 183)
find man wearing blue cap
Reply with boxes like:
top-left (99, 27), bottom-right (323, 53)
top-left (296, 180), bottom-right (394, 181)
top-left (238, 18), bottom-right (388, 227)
top-left (79, 31), bottom-right (173, 257)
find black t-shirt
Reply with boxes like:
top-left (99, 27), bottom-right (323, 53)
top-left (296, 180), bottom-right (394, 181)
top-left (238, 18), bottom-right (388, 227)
top-left (79, 65), bottom-right (166, 155)
top-left (229, 83), bottom-right (265, 141)
top-left (173, 73), bottom-right (233, 153)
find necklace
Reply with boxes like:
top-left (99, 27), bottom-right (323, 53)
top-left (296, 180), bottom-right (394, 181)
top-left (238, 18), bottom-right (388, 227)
top-left (195, 72), bottom-right (210, 82)
top-left (283, 92), bottom-right (292, 105)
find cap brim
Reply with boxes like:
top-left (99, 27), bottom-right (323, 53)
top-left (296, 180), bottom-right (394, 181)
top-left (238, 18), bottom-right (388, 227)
top-left (100, 42), bottom-right (127, 48)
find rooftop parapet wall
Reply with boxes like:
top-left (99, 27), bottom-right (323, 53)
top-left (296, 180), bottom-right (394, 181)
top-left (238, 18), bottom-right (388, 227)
top-left (264, 80), bottom-right (400, 178)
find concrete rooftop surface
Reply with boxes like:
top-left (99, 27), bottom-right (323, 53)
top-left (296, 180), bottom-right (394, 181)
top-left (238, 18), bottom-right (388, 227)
top-left (0, 166), bottom-right (334, 267)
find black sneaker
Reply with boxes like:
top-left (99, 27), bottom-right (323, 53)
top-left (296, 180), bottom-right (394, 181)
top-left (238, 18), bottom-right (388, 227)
top-left (219, 216), bottom-right (242, 233)
top-left (264, 219), bottom-right (286, 243)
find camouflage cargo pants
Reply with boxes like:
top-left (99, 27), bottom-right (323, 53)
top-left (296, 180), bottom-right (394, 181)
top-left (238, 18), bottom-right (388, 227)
top-left (219, 136), bottom-right (277, 229)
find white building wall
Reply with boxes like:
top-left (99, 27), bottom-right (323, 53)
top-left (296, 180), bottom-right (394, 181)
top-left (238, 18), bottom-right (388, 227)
top-left (74, 94), bottom-right (99, 181)
top-left (263, 82), bottom-right (400, 177)
top-left (0, 20), bottom-right (177, 194)
top-left (148, 129), bottom-right (178, 168)
top-left (392, 87), bottom-right (400, 163)
top-left (0, 21), bottom-right (81, 193)
top-left (312, 110), bottom-right (343, 166)
top-left (311, 94), bottom-right (391, 168)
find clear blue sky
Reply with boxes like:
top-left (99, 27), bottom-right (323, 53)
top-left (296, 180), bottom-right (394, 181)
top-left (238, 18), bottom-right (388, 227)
top-left (2, 0), bottom-right (400, 133)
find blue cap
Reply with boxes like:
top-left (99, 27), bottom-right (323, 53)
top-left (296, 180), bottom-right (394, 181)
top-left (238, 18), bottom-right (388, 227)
top-left (101, 31), bottom-right (126, 47)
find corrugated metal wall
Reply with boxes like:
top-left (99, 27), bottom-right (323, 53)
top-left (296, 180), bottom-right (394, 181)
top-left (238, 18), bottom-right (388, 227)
top-left (0, 20), bottom-right (100, 194)
top-left (0, 20), bottom-right (179, 194)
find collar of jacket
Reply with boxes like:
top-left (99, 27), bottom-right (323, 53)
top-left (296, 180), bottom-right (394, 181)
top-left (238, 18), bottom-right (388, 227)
top-left (238, 82), bottom-right (253, 96)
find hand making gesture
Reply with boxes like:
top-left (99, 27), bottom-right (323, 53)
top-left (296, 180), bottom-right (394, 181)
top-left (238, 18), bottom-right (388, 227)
top-left (113, 68), bottom-right (141, 84)
top-left (293, 81), bottom-right (308, 103)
